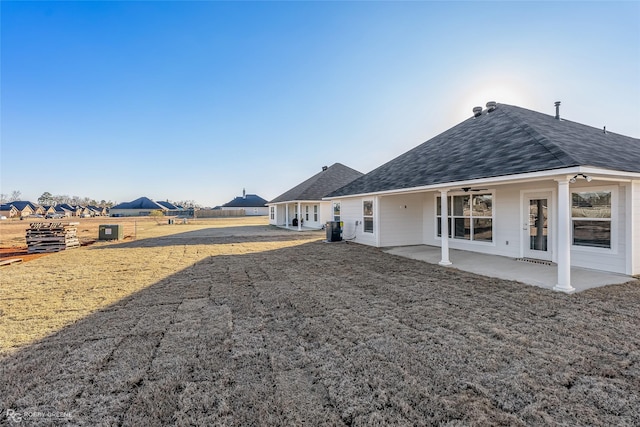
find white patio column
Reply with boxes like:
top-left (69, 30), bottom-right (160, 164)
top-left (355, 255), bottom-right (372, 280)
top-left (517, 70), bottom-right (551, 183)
top-left (297, 202), bottom-right (302, 231)
top-left (439, 189), bottom-right (452, 266)
top-left (285, 204), bottom-right (289, 228)
top-left (554, 178), bottom-right (575, 293)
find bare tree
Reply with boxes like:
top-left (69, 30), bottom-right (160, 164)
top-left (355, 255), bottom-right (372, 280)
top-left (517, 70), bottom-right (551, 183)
top-left (9, 190), bottom-right (21, 202)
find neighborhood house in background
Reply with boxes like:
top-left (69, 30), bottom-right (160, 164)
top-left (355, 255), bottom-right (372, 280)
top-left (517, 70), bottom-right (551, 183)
top-left (219, 190), bottom-right (268, 216)
top-left (0, 201), bottom-right (108, 219)
top-left (326, 102), bottom-right (640, 293)
top-left (268, 163), bottom-right (363, 231)
top-left (109, 197), bottom-right (192, 217)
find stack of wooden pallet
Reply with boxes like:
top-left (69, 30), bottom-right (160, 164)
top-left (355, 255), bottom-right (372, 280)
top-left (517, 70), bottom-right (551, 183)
top-left (26, 222), bottom-right (81, 253)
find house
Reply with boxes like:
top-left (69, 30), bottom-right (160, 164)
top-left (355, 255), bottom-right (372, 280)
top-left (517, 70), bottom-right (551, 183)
top-left (156, 201), bottom-right (188, 217)
top-left (0, 201), bottom-right (40, 218)
top-left (110, 197), bottom-right (168, 217)
top-left (220, 190), bottom-right (268, 216)
top-left (327, 102), bottom-right (640, 293)
top-left (268, 163), bottom-right (363, 230)
top-left (55, 204), bottom-right (83, 216)
top-left (53, 205), bottom-right (75, 217)
top-left (41, 205), bottom-right (57, 216)
top-left (0, 204), bottom-right (19, 218)
top-left (87, 205), bottom-right (108, 216)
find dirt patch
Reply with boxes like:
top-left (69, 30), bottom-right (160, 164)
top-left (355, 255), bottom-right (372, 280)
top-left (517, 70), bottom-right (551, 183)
top-left (1, 219), bottom-right (639, 425)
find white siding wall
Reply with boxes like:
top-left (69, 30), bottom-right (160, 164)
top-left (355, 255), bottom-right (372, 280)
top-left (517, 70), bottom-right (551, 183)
top-left (268, 205), bottom-right (276, 225)
top-left (300, 202), bottom-right (324, 229)
top-left (570, 184), bottom-right (626, 274)
top-left (337, 198), bottom-right (377, 246)
top-left (379, 193), bottom-right (424, 247)
top-left (334, 178), bottom-right (635, 275)
top-left (319, 201), bottom-right (332, 227)
top-left (632, 181), bottom-right (640, 275)
top-left (422, 184), bottom-right (526, 259)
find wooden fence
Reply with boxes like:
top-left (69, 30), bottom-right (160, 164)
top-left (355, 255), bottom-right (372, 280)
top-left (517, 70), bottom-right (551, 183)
top-left (195, 209), bottom-right (246, 218)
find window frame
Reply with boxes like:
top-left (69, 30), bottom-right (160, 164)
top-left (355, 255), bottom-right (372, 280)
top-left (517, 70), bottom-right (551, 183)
top-left (363, 199), bottom-right (374, 233)
top-left (435, 191), bottom-right (494, 244)
top-left (333, 202), bottom-right (341, 222)
top-left (570, 186), bottom-right (617, 253)
top-left (313, 205), bottom-right (318, 222)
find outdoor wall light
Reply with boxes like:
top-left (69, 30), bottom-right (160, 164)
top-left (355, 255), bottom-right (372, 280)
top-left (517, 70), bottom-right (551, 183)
top-left (570, 173), bottom-right (592, 184)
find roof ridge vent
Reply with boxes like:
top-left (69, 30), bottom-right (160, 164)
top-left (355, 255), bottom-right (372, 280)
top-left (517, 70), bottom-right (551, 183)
top-left (472, 106), bottom-right (483, 118)
top-left (486, 101), bottom-right (497, 112)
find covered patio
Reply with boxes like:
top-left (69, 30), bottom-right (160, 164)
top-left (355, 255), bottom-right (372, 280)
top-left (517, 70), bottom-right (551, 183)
top-left (384, 245), bottom-right (637, 293)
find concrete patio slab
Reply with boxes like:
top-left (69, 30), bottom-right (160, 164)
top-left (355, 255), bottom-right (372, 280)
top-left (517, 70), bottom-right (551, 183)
top-left (384, 245), bottom-right (637, 293)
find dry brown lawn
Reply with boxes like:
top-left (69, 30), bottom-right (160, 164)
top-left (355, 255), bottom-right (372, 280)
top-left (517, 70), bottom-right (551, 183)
top-left (1, 217), bottom-right (639, 426)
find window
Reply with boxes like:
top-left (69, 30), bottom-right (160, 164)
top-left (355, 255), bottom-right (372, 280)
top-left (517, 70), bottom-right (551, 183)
top-left (333, 202), bottom-right (341, 222)
top-left (363, 200), bottom-right (374, 233)
top-left (313, 205), bottom-right (318, 222)
top-left (270, 206), bottom-right (275, 220)
top-left (437, 194), bottom-right (493, 242)
top-left (305, 206), bottom-right (309, 221)
top-left (572, 191), bottom-right (611, 248)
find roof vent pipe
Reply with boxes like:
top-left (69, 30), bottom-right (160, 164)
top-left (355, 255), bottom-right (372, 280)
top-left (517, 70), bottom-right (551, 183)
top-left (554, 101), bottom-right (561, 120)
top-left (322, 166), bottom-right (328, 171)
top-left (486, 101), bottom-right (497, 112)
top-left (472, 106), bottom-right (483, 118)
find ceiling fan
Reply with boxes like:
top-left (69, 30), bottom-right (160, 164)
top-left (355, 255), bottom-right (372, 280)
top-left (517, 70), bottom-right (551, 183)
top-left (460, 187), bottom-right (488, 193)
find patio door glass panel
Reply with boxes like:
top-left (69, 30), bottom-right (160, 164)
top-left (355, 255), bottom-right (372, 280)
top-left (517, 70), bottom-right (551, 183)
top-left (529, 198), bottom-right (548, 251)
top-left (523, 192), bottom-right (552, 261)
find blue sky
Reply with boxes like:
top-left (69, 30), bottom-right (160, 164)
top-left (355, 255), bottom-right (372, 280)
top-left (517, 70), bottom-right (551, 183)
top-left (2, 1), bottom-right (639, 207)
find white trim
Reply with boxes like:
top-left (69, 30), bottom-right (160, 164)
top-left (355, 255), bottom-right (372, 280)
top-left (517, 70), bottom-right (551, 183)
top-left (374, 196), bottom-right (381, 247)
top-left (324, 167), bottom-right (640, 201)
top-left (434, 190), bottom-right (497, 246)
top-left (569, 185), bottom-right (618, 255)
top-left (520, 189), bottom-right (555, 261)
top-left (438, 189), bottom-right (452, 266)
top-left (626, 182), bottom-right (634, 275)
top-left (554, 178), bottom-right (575, 293)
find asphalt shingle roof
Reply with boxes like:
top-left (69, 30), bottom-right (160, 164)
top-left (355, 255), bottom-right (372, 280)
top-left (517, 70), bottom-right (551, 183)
top-left (269, 163), bottom-right (363, 203)
top-left (111, 197), bottom-right (167, 210)
top-left (329, 103), bottom-right (640, 197)
top-left (2, 201), bottom-right (38, 211)
top-left (157, 201), bottom-right (179, 210)
top-left (222, 194), bottom-right (268, 208)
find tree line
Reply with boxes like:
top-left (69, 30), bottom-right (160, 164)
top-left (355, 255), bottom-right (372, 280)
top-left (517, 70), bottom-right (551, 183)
top-left (1, 191), bottom-right (202, 209)
top-left (0, 191), bottom-right (115, 208)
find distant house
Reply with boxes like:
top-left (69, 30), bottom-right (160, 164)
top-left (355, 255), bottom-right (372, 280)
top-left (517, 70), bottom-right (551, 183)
top-left (41, 205), bottom-right (57, 216)
top-left (0, 201), bottom-right (40, 218)
top-left (327, 102), bottom-right (640, 293)
top-left (221, 190), bottom-right (268, 216)
top-left (87, 205), bottom-right (108, 216)
top-left (0, 204), bottom-right (19, 218)
top-left (53, 205), bottom-right (74, 217)
top-left (156, 201), bottom-right (187, 217)
top-left (110, 197), bottom-right (168, 217)
top-left (55, 204), bottom-right (83, 216)
top-left (268, 163), bottom-right (363, 230)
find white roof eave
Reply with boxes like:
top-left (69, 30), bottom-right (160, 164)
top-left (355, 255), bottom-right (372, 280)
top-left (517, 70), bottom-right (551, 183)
top-left (323, 166), bottom-right (640, 200)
